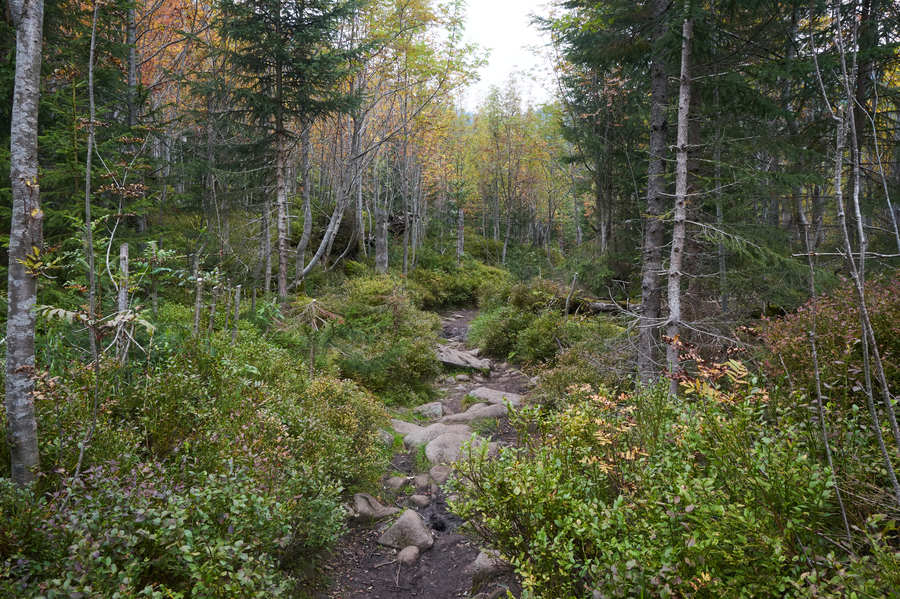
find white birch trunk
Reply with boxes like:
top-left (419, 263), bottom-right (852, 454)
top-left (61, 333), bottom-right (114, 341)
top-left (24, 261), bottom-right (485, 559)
top-left (6, 0), bottom-right (45, 485)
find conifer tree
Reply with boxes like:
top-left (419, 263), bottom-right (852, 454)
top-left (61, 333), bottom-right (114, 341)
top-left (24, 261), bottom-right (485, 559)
top-left (217, 0), bottom-right (362, 300)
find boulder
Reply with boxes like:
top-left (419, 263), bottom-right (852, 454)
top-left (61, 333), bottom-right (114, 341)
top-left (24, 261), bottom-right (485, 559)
top-left (414, 473), bottom-right (432, 493)
top-left (467, 387), bottom-right (523, 409)
top-left (469, 550), bottom-right (512, 589)
top-left (429, 464), bottom-right (452, 485)
top-left (436, 345), bottom-right (491, 370)
top-left (425, 432), bottom-right (497, 465)
top-left (384, 476), bottom-right (409, 491)
top-left (441, 402), bottom-right (509, 425)
top-left (408, 494), bottom-right (431, 508)
top-left (398, 545), bottom-right (420, 565)
top-left (455, 373), bottom-right (471, 382)
top-left (378, 509), bottom-right (434, 550)
top-left (405, 422), bottom-right (472, 448)
top-left (413, 401), bottom-right (443, 419)
top-left (353, 493), bottom-right (400, 521)
top-left (391, 419), bottom-right (424, 436)
top-left (378, 429), bottom-right (395, 447)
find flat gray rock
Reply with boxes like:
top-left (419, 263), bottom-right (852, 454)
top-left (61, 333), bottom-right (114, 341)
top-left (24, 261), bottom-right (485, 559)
top-left (441, 402), bottom-right (509, 424)
top-left (468, 387), bottom-right (523, 408)
top-left (405, 422), bottom-right (472, 448)
top-left (378, 509), bottom-right (434, 550)
top-left (425, 432), bottom-right (497, 464)
top-left (436, 345), bottom-right (491, 370)
top-left (353, 493), bottom-right (400, 521)
top-left (391, 419), bottom-right (424, 436)
top-left (413, 401), bottom-right (443, 419)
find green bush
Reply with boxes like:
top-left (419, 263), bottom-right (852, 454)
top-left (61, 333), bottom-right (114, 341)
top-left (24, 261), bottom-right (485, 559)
top-left (759, 275), bottom-right (900, 409)
top-left (452, 374), bottom-right (897, 598)
top-left (409, 258), bottom-right (512, 310)
top-left (0, 464), bottom-right (342, 598)
top-left (470, 287), bottom-right (625, 367)
top-left (1, 307), bottom-right (390, 595)
top-left (325, 274), bottom-right (441, 402)
top-left (468, 306), bottom-right (534, 359)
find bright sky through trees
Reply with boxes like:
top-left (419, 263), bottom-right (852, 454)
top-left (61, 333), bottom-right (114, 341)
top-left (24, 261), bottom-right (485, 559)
top-left (462, 0), bottom-right (554, 110)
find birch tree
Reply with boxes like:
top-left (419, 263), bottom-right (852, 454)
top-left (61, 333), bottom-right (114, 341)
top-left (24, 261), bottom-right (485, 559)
top-left (6, 0), bottom-right (45, 485)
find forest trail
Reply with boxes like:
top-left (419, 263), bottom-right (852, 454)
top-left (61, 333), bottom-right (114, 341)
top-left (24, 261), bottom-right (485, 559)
top-left (317, 311), bottom-right (528, 599)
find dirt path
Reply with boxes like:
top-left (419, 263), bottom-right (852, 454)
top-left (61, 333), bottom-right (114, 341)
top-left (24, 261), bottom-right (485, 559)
top-left (317, 310), bottom-right (527, 599)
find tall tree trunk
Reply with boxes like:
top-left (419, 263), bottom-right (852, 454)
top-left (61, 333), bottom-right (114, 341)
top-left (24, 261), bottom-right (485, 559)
top-left (501, 210), bottom-right (512, 264)
top-left (456, 203), bottom-right (464, 266)
top-left (572, 174), bottom-right (583, 246)
top-left (637, 0), bottom-right (669, 384)
top-left (263, 198), bottom-right (272, 294)
top-left (375, 166), bottom-right (388, 273)
top-left (666, 13), bottom-right (693, 395)
top-left (275, 132), bottom-right (289, 300)
top-left (117, 243), bottom-right (130, 362)
top-left (295, 125), bottom-right (313, 285)
top-left (6, 0), bottom-right (44, 486)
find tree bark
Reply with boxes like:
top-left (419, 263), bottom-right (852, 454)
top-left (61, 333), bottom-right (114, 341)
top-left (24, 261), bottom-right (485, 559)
top-left (375, 164), bottom-right (388, 273)
top-left (666, 13), bottom-right (693, 395)
top-left (6, 0), bottom-right (44, 486)
top-left (117, 243), bottom-right (130, 362)
top-left (295, 124), bottom-right (313, 285)
top-left (637, 0), bottom-right (669, 384)
top-left (263, 198), bottom-right (272, 294)
top-left (456, 203), bottom-right (464, 266)
top-left (275, 132), bottom-right (289, 300)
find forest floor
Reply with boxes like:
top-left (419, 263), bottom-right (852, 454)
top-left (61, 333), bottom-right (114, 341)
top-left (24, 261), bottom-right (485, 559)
top-left (315, 310), bottom-right (527, 599)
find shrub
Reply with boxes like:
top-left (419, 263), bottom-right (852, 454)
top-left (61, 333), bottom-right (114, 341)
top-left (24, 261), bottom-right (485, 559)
top-left (468, 307), bottom-right (534, 359)
top-left (325, 274), bottom-right (441, 402)
top-left (452, 370), bottom-right (894, 598)
top-left (409, 258), bottom-right (512, 310)
top-left (0, 463), bottom-right (342, 598)
top-left (759, 275), bottom-right (900, 409)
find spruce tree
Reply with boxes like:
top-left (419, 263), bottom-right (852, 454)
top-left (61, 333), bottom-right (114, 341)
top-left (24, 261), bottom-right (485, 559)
top-left (217, 0), bottom-right (363, 300)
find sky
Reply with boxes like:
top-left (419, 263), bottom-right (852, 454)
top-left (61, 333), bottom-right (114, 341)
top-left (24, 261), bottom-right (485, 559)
top-left (460, 0), bottom-right (556, 111)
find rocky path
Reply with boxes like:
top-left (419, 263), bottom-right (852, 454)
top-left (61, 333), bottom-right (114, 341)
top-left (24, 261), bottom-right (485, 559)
top-left (318, 311), bottom-right (527, 599)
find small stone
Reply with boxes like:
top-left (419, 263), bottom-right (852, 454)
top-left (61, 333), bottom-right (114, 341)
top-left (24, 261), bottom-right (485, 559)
top-left (408, 494), bottom-right (431, 508)
top-left (413, 401), bottom-right (443, 419)
top-left (378, 429), bottom-right (395, 447)
top-left (414, 474), bottom-right (432, 493)
top-left (469, 550), bottom-right (511, 589)
top-left (378, 509), bottom-right (434, 550)
top-left (353, 493), bottom-right (400, 521)
top-left (455, 373), bottom-right (471, 382)
top-left (385, 476), bottom-right (409, 491)
top-left (429, 464), bottom-right (452, 485)
top-left (398, 545), bottom-right (420, 565)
